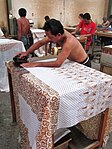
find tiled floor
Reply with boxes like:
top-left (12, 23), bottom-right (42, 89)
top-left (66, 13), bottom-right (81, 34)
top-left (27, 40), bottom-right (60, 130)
top-left (0, 92), bottom-right (20, 149)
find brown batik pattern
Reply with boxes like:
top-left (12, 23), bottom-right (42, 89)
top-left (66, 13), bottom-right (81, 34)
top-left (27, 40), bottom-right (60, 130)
top-left (53, 62), bottom-right (112, 141)
top-left (102, 48), bottom-right (112, 55)
top-left (10, 65), bottom-right (60, 149)
top-left (8, 62), bottom-right (112, 148)
top-left (9, 65), bottom-right (31, 149)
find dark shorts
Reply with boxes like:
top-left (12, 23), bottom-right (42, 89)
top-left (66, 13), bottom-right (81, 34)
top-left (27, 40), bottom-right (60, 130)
top-left (80, 57), bottom-right (91, 67)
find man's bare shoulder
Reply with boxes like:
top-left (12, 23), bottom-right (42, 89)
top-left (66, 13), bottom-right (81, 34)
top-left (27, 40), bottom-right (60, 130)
top-left (64, 31), bottom-right (79, 48)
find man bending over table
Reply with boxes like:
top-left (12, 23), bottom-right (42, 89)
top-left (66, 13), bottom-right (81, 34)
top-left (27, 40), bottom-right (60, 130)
top-left (18, 19), bottom-right (91, 67)
top-left (71, 13), bottom-right (96, 52)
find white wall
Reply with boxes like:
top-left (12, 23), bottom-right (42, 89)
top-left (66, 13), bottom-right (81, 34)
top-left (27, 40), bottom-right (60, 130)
top-left (11, 0), bottom-right (107, 28)
top-left (0, 0), bottom-right (8, 27)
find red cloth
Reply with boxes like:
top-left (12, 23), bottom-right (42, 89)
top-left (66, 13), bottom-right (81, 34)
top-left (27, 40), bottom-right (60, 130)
top-left (78, 20), bottom-right (96, 50)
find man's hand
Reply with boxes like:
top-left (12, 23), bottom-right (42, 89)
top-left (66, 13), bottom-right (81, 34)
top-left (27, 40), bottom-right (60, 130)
top-left (21, 62), bottom-right (38, 68)
top-left (71, 31), bottom-right (76, 35)
top-left (16, 52), bottom-right (28, 58)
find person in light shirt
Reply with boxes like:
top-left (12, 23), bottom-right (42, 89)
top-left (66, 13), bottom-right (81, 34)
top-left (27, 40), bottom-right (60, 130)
top-left (17, 19), bottom-right (91, 68)
top-left (97, 16), bottom-right (110, 29)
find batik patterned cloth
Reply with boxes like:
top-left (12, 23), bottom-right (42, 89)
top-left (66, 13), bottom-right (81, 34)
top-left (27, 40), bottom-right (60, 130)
top-left (8, 59), bottom-right (112, 149)
top-left (0, 39), bottom-right (25, 92)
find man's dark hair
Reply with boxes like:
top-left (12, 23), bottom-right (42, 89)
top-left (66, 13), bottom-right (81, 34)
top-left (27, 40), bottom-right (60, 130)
top-left (79, 13), bottom-right (83, 18)
top-left (43, 19), bottom-right (64, 36)
top-left (18, 8), bottom-right (27, 17)
top-left (83, 13), bottom-right (91, 20)
top-left (44, 16), bottom-right (50, 22)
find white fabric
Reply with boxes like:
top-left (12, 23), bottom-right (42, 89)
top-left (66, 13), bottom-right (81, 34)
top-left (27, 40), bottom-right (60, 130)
top-left (0, 39), bottom-right (11, 44)
top-left (18, 93), bottom-right (71, 149)
top-left (30, 28), bottom-right (45, 34)
top-left (25, 59), bottom-right (112, 128)
top-left (18, 59), bottom-right (112, 148)
top-left (0, 39), bottom-right (25, 92)
top-left (18, 93), bottom-right (39, 148)
top-left (0, 28), bottom-right (4, 37)
top-left (31, 28), bottom-right (45, 57)
top-left (104, 45), bottom-right (112, 48)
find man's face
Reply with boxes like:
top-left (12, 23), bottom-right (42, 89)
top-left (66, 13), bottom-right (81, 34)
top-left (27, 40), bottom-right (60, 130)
top-left (84, 19), bottom-right (89, 24)
top-left (45, 31), bottom-right (61, 43)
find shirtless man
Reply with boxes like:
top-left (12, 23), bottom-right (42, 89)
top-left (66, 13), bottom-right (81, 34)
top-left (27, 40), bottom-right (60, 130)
top-left (17, 8), bottom-right (32, 50)
top-left (18, 19), bottom-right (91, 67)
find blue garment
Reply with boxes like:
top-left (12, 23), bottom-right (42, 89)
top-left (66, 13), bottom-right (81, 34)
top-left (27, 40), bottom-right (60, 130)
top-left (107, 27), bottom-right (112, 31)
top-left (20, 31), bottom-right (33, 50)
top-left (97, 25), bottom-right (103, 28)
top-left (21, 35), bottom-right (30, 46)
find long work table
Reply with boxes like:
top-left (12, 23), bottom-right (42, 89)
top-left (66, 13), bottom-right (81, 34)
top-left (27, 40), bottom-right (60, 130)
top-left (0, 38), bottom-right (25, 92)
top-left (96, 30), bottom-right (112, 38)
top-left (6, 57), bottom-right (112, 149)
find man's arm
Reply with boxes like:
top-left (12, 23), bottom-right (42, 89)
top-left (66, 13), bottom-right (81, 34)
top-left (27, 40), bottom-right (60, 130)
top-left (102, 21), bottom-right (110, 28)
top-left (71, 20), bottom-right (83, 35)
top-left (80, 33), bottom-right (92, 37)
top-left (71, 26), bottom-right (80, 35)
top-left (18, 36), bottom-right (50, 58)
top-left (21, 42), bottom-right (72, 68)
